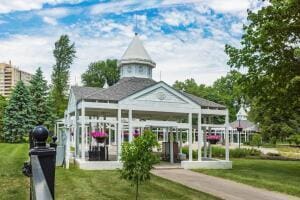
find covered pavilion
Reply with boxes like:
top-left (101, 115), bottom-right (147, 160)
top-left (63, 33), bottom-right (232, 170)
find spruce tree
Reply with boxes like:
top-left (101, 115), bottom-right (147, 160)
top-left (29, 67), bottom-right (54, 128)
top-left (3, 81), bottom-right (34, 142)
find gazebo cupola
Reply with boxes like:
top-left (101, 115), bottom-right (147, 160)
top-left (236, 106), bottom-right (248, 121)
top-left (118, 33), bottom-right (156, 79)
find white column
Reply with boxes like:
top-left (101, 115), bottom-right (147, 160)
top-left (81, 102), bottom-right (85, 160)
top-left (193, 129), bottom-right (196, 144)
top-left (225, 109), bottom-right (230, 161)
top-left (188, 113), bottom-right (193, 161)
top-left (170, 129), bottom-right (174, 163)
top-left (109, 126), bottom-right (111, 145)
top-left (74, 109), bottom-right (77, 157)
top-left (198, 112), bottom-right (202, 161)
top-left (117, 109), bottom-right (122, 161)
top-left (204, 126), bottom-right (207, 158)
top-left (128, 109), bottom-right (133, 142)
top-left (179, 130), bottom-right (182, 154)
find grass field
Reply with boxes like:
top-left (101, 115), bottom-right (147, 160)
top-left (194, 159), bottom-right (300, 197)
top-left (0, 143), bottom-right (218, 200)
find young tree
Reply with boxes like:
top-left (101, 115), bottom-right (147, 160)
top-left (29, 67), bottom-right (55, 129)
top-left (51, 35), bottom-right (76, 117)
top-left (225, 0), bottom-right (300, 140)
top-left (3, 81), bottom-right (34, 142)
top-left (121, 130), bottom-right (159, 200)
top-left (81, 59), bottom-right (119, 87)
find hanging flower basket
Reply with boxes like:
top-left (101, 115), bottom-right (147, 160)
top-left (90, 131), bottom-right (107, 143)
top-left (207, 135), bottom-right (221, 144)
top-left (133, 130), bottom-right (140, 138)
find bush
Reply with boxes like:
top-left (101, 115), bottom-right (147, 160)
top-left (251, 133), bottom-right (262, 147)
top-left (181, 146), bottom-right (261, 159)
top-left (287, 134), bottom-right (300, 146)
top-left (270, 136), bottom-right (277, 145)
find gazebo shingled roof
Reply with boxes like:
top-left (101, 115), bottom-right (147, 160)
top-left (71, 77), bottom-right (226, 109)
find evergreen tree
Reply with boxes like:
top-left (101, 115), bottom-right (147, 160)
top-left (29, 67), bottom-right (54, 129)
top-left (3, 81), bottom-right (34, 142)
top-left (51, 35), bottom-right (76, 117)
top-left (0, 94), bottom-right (7, 140)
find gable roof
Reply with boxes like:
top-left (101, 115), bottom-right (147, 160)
top-left (118, 34), bottom-right (156, 68)
top-left (70, 77), bottom-right (226, 109)
top-left (230, 120), bottom-right (258, 131)
top-left (183, 92), bottom-right (226, 109)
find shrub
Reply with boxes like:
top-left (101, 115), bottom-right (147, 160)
top-left (287, 134), bottom-right (300, 146)
top-left (181, 146), bottom-right (261, 159)
top-left (270, 136), bottom-right (277, 145)
top-left (251, 133), bottom-right (262, 147)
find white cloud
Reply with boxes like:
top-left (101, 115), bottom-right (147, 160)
top-left (0, 0), bottom-right (83, 13)
top-left (42, 16), bottom-right (58, 25)
top-left (231, 23), bottom-right (243, 35)
top-left (161, 10), bottom-right (195, 26)
top-left (37, 7), bottom-right (70, 25)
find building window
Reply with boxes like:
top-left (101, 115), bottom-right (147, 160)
top-left (139, 66), bottom-right (143, 73)
top-left (127, 66), bottom-right (132, 73)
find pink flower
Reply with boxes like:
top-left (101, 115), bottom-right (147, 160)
top-left (90, 131), bottom-right (107, 139)
top-left (207, 135), bottom-right (221, 141)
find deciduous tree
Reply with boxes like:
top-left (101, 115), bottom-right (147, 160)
top-left (81, 59), bottom-right (119, 87)
top-left (51, 35), bottom-right (76, 117)
top-left (225, 0), bottom-right (300, 140)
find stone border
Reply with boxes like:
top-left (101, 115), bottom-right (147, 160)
top-left (181, 160), bottom-right (232, 169)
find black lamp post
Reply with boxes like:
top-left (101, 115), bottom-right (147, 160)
top-left (237, 119), bottom-right (243, 148)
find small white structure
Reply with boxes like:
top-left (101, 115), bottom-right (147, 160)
top-left (63, 33), bottom-right (232, 170)
top-left (228, 107), bottom-right (259, 144)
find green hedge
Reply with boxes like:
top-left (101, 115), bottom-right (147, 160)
top-left (181, 146), bottom-right (261, 159)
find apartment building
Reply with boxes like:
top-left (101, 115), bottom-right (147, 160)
top-left (0, 61), bottom-right (32, 97)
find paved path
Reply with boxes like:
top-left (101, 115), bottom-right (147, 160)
top-left (152, 169), bottom-right (299, 200)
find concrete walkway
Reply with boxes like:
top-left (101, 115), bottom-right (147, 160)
top-left (152, 169), bottom-right (299, 200)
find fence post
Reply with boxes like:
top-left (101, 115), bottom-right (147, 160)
top-left (30, 125), bottom-right (57, 199)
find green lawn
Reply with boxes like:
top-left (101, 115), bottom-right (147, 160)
top-left (194, 159), bottom-right (300, 197)
top-left (0, 143), bottom-right (218, 200)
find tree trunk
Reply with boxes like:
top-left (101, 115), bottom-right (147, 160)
top-left (136, 179), bottom-right (139, 200)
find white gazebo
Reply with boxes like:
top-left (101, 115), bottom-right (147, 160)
top-left (228, 107), bottom-right (259, 144)
top-left (63, 33), bottom-right (232, 170)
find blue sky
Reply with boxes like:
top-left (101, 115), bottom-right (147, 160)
top-left (0, 0), bottom-right (266, 85)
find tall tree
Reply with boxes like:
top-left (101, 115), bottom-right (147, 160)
top-left (51, 35), bottom-right (76, 117)
top-left (0, 94), bottom-right (7, 139)
top-left (173, 71), bottom-right (243, 122)
top-left (81, 59), bottom-right (119, 87)
top-left (225, 0), bottom-right (300, 140)
top-left (3, 81), bottom-right (34, 142)
top-left (29, 67), bottom-right (55, 128)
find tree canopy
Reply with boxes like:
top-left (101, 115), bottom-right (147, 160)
top-left (81, 59), bottom-right (119, 87)
top-left (225, 0), bottom-right (300, 140)
top-left (29, 67), bottom-right (55, 129)
top-left (0, 94), bottom-right (7, 138)
top-left (51, 35), bottom-right (76, 117)
top-left (3, 81), bottom-right (34, 142)
top-left (173, 70), bottom-right (243, 121)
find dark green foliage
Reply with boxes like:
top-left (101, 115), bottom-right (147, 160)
top-left (173, 70), bottom-right (244, 122)
top-left (287, 134), bottom-right (300, 145)
top-left (225, 0), bottom-right (300, 140)
top-left (251, 133), bottom-right (262, 148)
top-left (181, 146), bottom-right (261, 159)
top-left (51, 35), bottom-right (76, 117)
top-left (0, 94), bottom-right (7, 139)
top-left (3, 81), bottom-right (34, 142)
top-left (81, 59), bottom-right (119, 87)
top-left (29, 68), bottom-right (55, 129)
top-left (121, 130), bottom-right (159, 200)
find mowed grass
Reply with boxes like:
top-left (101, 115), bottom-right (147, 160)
top-left (194, 159), bottom-right (300, 197)
top-left (0, 143), bottom-right (218, 200)
top-left (0, 143), bottom-right (29, 200)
